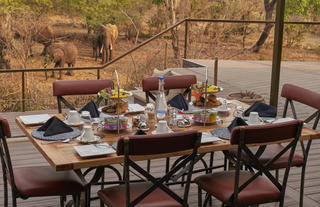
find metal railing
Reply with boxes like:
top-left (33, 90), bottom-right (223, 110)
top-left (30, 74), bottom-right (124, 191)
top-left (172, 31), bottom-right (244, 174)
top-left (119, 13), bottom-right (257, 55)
top-left (1, 18), bottom-right (319, 111)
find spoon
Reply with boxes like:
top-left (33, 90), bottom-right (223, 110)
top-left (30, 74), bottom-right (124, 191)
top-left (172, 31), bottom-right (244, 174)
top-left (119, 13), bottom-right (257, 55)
top-left (41, 138), bottom-right (71, 145)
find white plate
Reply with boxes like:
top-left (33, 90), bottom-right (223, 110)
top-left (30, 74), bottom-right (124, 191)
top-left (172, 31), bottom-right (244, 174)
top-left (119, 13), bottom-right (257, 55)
top-left (272, 117), bottom-right (295, 124)
top-left (73, 142), bottom-right (116, 158)
top-left (64, 120), bottom-right (84, 126)
top-left (151, 129), bottom-right (173, 135)
top-left (216, 98), bottom-right (233, 104)
top-left (19, 114), bottom-right (51, 125)
top-left (127, 104), bottom-right (145, 114)
top-left (201, 132), bottom-right (221, 143)
top-left (77, 135), bottom-right (101, 144)
top-left (214, 107), bottom-right (231, 112)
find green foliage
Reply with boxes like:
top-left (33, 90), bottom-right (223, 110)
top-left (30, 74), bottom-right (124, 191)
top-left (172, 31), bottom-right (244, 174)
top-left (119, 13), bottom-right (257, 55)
top-left (286, 0), bottom-right (320, 19)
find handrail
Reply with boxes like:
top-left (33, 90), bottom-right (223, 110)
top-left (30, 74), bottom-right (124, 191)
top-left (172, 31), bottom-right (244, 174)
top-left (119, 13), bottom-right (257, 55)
top-left (0, 18), bottom-right (319, 73)
top-left (1, 18), bottom-right (320, 112)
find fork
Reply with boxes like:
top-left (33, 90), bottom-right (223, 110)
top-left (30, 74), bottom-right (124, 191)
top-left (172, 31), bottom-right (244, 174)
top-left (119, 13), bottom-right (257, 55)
top-left (41, 138), bottom-right (71, 145)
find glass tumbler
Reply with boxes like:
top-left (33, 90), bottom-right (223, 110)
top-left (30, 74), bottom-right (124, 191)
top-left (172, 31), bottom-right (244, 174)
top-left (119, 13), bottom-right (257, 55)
top-left (80, 111), bottom-right (92, 126)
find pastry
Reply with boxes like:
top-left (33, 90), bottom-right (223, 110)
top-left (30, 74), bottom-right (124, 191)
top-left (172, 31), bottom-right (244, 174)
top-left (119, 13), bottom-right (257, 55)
top-left (208, 94), bottom-right (217, 102)
top-left (193, 95), bottom-right (222, 107)
top-left (102, 101), bottom-right (128, 114)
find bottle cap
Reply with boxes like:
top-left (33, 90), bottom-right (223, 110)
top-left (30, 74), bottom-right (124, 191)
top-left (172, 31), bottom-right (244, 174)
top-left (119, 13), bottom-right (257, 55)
top-left (159, 76), bottom-right (164, 80)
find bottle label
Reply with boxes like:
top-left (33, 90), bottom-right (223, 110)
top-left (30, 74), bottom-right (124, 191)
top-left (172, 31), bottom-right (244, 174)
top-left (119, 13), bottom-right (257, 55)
top-left (155, 110), bottom-right (167, 114)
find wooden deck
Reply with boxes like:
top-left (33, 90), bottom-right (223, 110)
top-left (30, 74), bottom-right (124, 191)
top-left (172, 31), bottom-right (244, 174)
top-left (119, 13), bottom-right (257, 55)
top-left (0, 60), bottom-right (319, 206)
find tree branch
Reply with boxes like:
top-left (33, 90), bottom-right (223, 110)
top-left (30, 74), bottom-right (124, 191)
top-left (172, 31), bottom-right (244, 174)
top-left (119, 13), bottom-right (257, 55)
top-left (119, 8), bottom-right (140, 45)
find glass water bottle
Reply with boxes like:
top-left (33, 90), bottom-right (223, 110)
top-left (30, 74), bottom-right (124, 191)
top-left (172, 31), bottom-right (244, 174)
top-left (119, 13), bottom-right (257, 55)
top-left (155, 77), bottom-right (168, 120)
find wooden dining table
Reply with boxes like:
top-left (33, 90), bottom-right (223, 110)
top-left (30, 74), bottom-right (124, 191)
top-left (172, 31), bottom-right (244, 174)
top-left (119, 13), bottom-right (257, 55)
top-left (15, 100), bottom-right (320, 173)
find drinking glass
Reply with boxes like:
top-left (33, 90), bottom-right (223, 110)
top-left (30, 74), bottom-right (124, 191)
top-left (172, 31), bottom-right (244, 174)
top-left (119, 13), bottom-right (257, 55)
top-left (80, 111), bottom-right (92, 125)
top-left (233, 105), bottom-right (244, 118)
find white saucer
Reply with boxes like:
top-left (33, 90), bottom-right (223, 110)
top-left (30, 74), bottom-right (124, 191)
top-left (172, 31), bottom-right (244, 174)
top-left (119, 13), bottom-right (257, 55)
top-left (64, 120), bottom-right (84, 126)
top-left (139, 127), bottom-right (150, 132)
top-left (246, 121), bottom-right (264, 126)
top-left (77, 135), bottom-right (101, 144)
top-left (151, 129), bottom-right (173, 135)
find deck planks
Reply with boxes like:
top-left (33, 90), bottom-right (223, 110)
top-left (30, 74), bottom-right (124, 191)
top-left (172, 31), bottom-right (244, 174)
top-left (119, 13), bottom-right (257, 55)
top-left (0, 140), bottom-right (320, 206)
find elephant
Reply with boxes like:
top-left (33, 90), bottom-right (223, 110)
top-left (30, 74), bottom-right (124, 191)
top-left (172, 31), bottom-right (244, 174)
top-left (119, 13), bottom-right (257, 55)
top-left (15, 25), bottom-right (55, 57)
top-left (45, 42), bottom-right (78, 79)
top-left (101, 24), bottom-right (118, 64)
top-left (92, 30), bottom-right (102, 61)
top-left (35, 25), bottom-right (56, 56)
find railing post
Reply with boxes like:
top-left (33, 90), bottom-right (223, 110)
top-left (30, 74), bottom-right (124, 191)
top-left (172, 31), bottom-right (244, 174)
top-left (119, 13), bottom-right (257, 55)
top-left (21, 71), bottom-right (25, 112)
top-left (214, 58), bottom-right (218, 86)
top-left (164, 42), bottom-right (168, 69)
top-left (97, 69), bottom-right (100, 79)
top-left (270, 0), bottom-right (286, 107)
top-left (184, 20), bottom-right (188, 59)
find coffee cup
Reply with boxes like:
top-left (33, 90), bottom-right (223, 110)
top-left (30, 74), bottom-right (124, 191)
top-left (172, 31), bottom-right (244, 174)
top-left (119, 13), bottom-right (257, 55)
top-left (67, 110), bottom-right (81, 124)
top-left (81, 125), bottom-right (95, 142)
top-left (156, 120), bottom-right (169, 134)
top-left (248, 112), bottom-right (261, 125)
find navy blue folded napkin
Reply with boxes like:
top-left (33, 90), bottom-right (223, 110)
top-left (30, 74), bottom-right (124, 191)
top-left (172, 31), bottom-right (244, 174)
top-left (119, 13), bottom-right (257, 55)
top-left (227, 117), bottom-right (248, 132)
top-left (212, 117), bottom-right (248, 140)
top-left (37, 116), bottom-right (73, 136)
top-left (167, 93), bottom-right (189, 111)
top-left (79, 101), bottom-right (100, 118)
top-left (135, 129), bottom-right (147, 135)
top-left (243, 102), bottom-right (277, 118)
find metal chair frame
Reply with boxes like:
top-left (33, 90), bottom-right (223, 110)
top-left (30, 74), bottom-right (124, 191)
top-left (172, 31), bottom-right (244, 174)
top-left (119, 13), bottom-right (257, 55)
top-left (122, 133), bottom-right (201, 207)
top-left (0, 120), bottom-right (81, 207)
top-left (198, 122), bottom-right (303, 207)
top-left (282, 97), bottom-right (320, 207)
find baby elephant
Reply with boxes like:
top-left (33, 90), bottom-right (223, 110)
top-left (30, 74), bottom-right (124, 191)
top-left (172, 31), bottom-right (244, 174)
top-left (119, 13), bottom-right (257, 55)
top-left (46, 42), bottom-right (78, 79)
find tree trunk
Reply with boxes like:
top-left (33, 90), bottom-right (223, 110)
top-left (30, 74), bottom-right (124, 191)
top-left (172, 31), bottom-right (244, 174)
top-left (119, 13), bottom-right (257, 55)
top-left (171, 28), bottom-right (180, 58)
top-left (252, 0), bottom-right (278, 52)
top-left (169, 0), bottom-right (180, 59)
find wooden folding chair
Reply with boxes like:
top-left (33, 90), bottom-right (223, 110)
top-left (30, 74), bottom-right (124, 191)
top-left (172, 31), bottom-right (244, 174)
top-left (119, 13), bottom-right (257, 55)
top-left (98, 130), bottom-right (201, 207)
top-left (195, 120), bottom-right (303, 207)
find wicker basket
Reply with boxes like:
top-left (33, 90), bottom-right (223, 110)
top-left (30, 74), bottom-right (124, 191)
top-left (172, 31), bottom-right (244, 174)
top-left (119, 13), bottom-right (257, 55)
top-left (226, 92), bottom-right (265, 105)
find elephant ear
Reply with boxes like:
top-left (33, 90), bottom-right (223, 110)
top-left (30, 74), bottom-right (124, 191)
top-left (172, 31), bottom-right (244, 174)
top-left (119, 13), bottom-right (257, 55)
top-left (53, 48), bottom-right (64, 62)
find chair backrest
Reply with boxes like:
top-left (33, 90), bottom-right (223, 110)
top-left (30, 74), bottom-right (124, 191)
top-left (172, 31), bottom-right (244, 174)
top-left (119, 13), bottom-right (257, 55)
top-left (229, 120), bottom-right (303, 206)
top-left (53, 79), bottom-right (113, 113)
top-left (142, 75), bottom-right (197, 103)
top-left (281, 83), bottom-right (320, 130)
top-left (0, 117), bottom-right (18, 195)
top-left (117, 130), bottom-right (201, 207)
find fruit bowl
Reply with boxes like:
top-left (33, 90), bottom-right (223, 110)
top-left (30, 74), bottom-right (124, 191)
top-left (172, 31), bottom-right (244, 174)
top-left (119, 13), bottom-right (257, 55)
top-left (98, 89), bottom-right (132, 99)
top-left (191, 83), bottom-right (223, 94)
